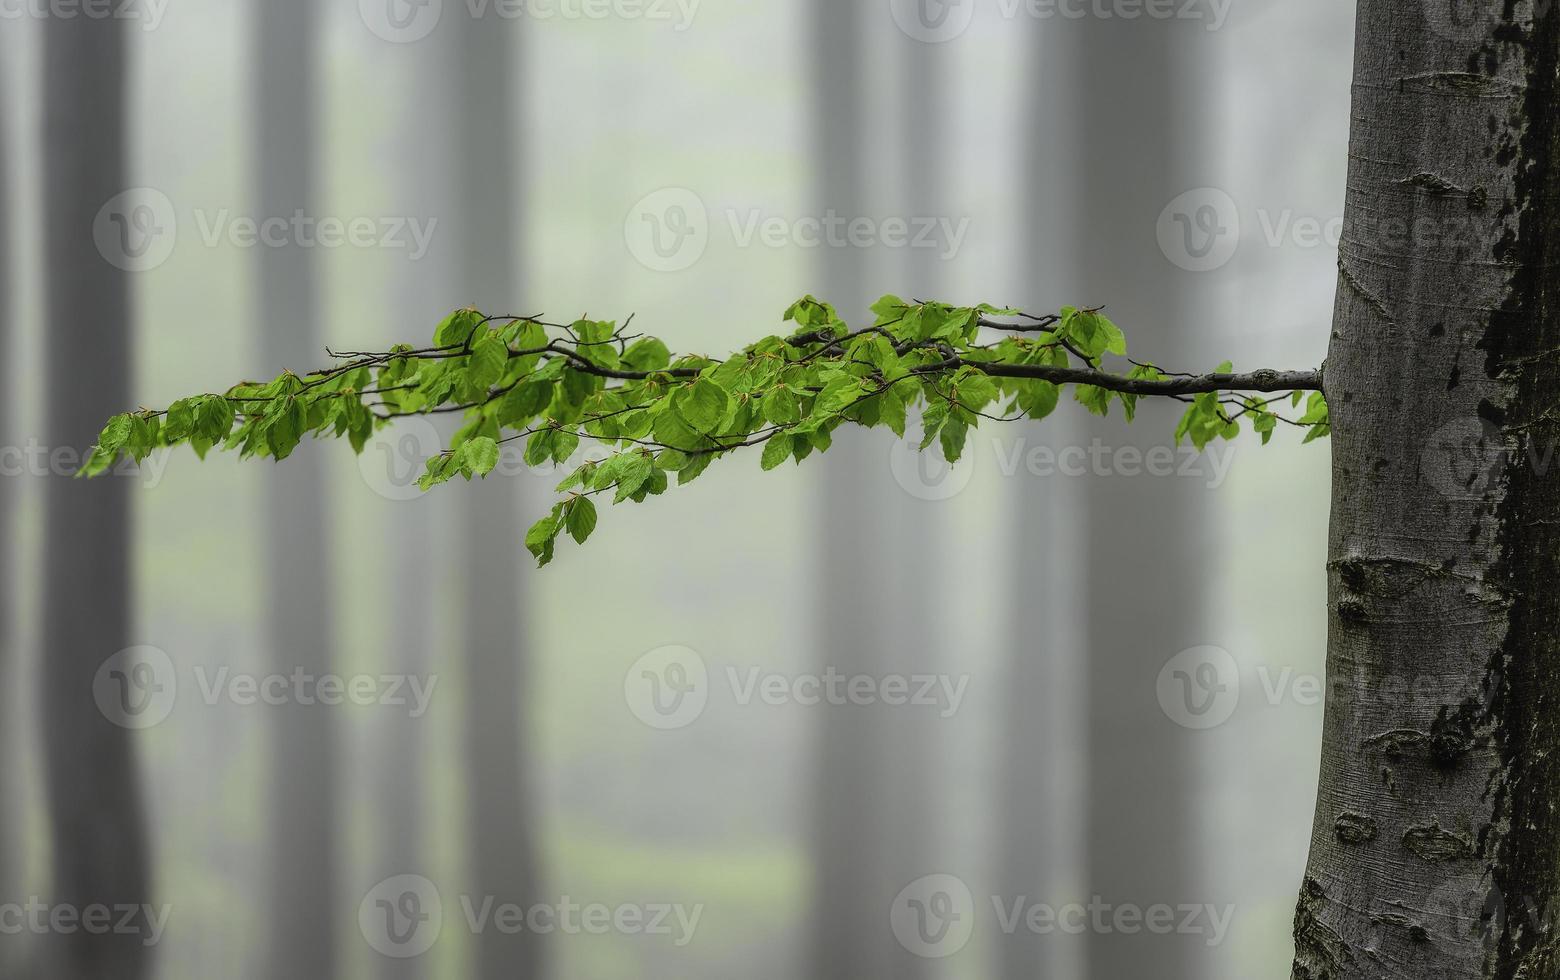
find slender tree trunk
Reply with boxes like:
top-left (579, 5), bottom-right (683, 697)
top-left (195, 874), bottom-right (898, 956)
top-left (807, 5), bottom-right (891, 978)
top-left (998, 20), bottom-right (1086, 980)
top-left (449, 14), bottom-right (545, 978)
top-left (252, 1), bottom-right (338, 974)
top-left (1067, 17), bottom-right (1213, 978)
top-left (0, 87), bottom-right (18, 980)
top-left (40, 14), bottom-right (151, 980)
top-left (1295, 5), bottom-right (1560, 978)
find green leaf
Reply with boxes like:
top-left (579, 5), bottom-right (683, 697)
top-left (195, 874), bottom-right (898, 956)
top-left (674, 378), bottom-right (730, 432)
top-left (462, 436), bottom-right (500, 477)
top-left (565, 496), bottom-right (598, 544)
top-left (761, 434), bottom-right (792, 471)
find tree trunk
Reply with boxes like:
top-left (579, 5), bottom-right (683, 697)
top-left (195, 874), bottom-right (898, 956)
top-left (1294, 4), bottom-right (1560, 978)
top-left (40, 13), bottom-right (151, 980)
top-left (1068, 16), bottom-right (1214, 978)
top-left (252, 1), bottom-right (338, 974)
top-left (998, 19), bottom-right (1087, 980)
top-left (449, 14), bottom-right (545, 979)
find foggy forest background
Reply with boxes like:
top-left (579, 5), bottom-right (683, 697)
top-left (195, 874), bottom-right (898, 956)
top-left (0, 0), bottom-right (1350, 977)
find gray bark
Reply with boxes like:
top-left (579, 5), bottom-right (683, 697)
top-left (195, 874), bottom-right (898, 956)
top-left (448, 14), bottom-right (545, 979)
top-left (1294, 4), bottom-right (1560, 979)
top-left (40, 13), bottom-right (151, 980)
top-left (252, 1), bottom-right (338, 974)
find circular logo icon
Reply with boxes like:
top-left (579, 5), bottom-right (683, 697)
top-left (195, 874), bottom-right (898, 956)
top-left (1156, 645), bottom-right (1240, 730)
top-left (1421, 417), bottom-right (1507, 500)
top-left (625, 645), bottom-right (709, 730)
top-left (890, 873), bottom-right (975, 959)
top-left (889, 438), bottom-right (975, 502)
top-left (1156, 188), bottom-right (1240, 273)
top-left (624, 188), bottom-right (709, 273)
top-left (356, 417), bottom-right (446, 502)
top-left (359, 874), bottom-right (443, 958)
top-left (360, 0), bottom-right (443, 42)
top-left (1420, 0), bottom-right (1500, 41)
top-left (93, 646), bottom-right (178, 730)
top-left (888, 0), bottom-right (976, 43)
top-left (93, 188), bottom-right (177, 273)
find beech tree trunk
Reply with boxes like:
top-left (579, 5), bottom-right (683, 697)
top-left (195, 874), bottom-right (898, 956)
top-left (1294, 3), bottom-right (1560, 978)
top-left (448, 13), bottom-right (546, 979)
top-left (40, 13), bottom-right (151, 980)
top-left (252, 1), bottom-right (338, 973)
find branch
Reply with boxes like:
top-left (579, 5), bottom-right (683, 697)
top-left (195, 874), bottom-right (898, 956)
top-left (79, 294), bottom-right (1330, 566)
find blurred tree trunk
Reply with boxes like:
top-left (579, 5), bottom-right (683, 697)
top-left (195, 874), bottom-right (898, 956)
top-left (1294, 5), bottom-right (1560, 977)
top-left (0, 80), bottom-right (16, 929)
top-left (807, 8), bottom-right (934, 979)
top-left (997, 20), bottom-right (1087, 980)
top-left (40, 13), bottom-right (151, 980)
top-left (1065, 19), bottom-right (1215, 980)
top-left (806, 5), bottom-right (879, 977)
top-left (448, 14), bottom-right (545, 979)
top-left (373, 47), bottom-right (446, 980)
top-left (252, 1), bottom-right (338, 974)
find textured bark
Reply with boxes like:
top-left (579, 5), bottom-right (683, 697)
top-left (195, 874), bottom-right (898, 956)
top-left (449, 13), bottom-right (546, 979)
top-left (40, 13), bottom-right (151, 980)
top-left (1294, 4), bottom-right (1560, 978)
top-left (253, 1), bottom-right (338, 974)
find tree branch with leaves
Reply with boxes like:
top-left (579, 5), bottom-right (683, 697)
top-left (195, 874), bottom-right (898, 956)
top-left (83, 295), bottom-right (1329, 565)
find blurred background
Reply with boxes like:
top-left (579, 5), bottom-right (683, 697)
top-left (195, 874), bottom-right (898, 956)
top-left (0, 0), bottom-right (1350, 977)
